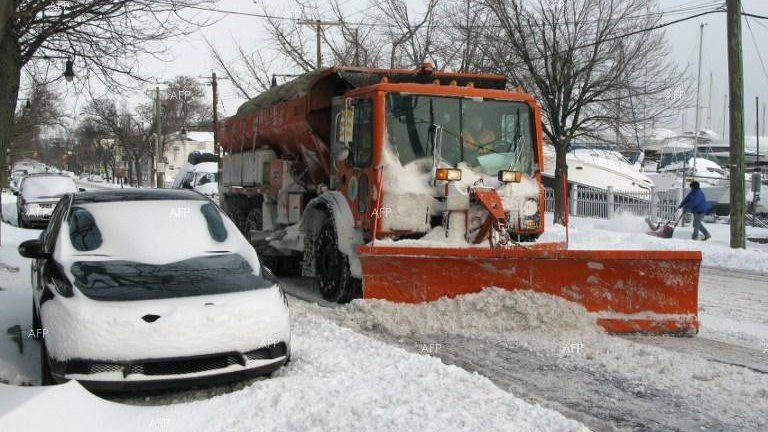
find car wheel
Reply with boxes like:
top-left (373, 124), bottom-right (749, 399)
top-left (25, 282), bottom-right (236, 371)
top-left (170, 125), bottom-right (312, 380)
top-left (315, 219), bottom-right (361, 303)
top-left (17, 211), bottom-right (27, 228)
top-left (40, 339), bottom-right (55, 385)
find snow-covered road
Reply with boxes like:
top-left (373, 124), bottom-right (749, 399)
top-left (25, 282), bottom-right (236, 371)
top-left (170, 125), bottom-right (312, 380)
top-left (291, 278), bottom-right (768, 432)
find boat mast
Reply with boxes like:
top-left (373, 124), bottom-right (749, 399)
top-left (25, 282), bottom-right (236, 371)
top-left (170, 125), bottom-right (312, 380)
top-left (693, 22), bottom-right (706, 180)
top-left (707, 72), bottom-right (713, 129)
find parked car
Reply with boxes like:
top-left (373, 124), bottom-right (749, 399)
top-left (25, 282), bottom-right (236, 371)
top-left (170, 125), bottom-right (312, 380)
top-left (18, 189), bottom-right (290, 391)
top-left (9, 170), bottom-right (28, 193)
top-left (14, 174), bottom-right (79, 228)
top-left (90, 175), bottom-right (104, 183)
top-left (173, 161), bottom-right (218, 200)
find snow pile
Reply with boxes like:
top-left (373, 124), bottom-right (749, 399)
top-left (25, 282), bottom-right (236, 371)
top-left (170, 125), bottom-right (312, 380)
top-left (0, 302), bottom-right (591, 432)
top-left (0, 209), bottom-right (39, 386)
top-left (337, 288), bottom-right (602, 340)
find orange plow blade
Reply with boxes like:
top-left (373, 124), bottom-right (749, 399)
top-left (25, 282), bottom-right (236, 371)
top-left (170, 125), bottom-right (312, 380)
top-left (357, 246), bottom-right (701, 335)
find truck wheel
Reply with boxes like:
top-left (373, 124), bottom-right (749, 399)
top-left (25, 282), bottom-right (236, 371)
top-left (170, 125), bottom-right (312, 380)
top-left (316, 219), bottom-right (360, 303)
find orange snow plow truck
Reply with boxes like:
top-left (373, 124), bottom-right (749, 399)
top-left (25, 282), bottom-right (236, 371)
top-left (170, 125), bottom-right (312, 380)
top-left (219, 64), bottom-right (701, 335)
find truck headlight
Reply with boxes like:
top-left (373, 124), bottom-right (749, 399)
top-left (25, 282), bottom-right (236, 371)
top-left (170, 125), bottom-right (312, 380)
top-left (522, 199), bottom-right (538, 216)
top-left (498, 170), bottom-right (522, 183)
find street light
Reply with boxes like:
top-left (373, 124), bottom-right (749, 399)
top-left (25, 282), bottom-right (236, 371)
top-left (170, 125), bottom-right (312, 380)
top-left (31, 55), bottom-right (75, 82)
top-left (64, 59), bottom-right (75, 82)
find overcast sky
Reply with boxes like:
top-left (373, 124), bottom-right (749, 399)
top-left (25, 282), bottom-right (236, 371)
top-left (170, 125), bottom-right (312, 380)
top-left (52, 0), bottom-right (768, 137)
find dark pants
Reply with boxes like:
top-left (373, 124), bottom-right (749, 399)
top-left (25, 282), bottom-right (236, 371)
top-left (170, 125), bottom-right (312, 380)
top-left (692, 212), bottom-right (710, 239)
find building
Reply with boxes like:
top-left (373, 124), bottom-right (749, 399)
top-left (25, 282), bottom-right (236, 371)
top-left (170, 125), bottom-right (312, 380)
top-left (162, 130), bottom-right (214, 183)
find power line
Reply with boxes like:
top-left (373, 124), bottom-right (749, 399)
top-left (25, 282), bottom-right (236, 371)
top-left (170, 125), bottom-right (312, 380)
top-left (744, 16), bottom-right (768, 82)
top-left (154, 0), bottom-right (752, 30)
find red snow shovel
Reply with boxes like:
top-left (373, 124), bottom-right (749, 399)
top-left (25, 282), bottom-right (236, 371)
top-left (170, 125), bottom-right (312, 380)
top-left (645, 210), bottom-right (684, 239)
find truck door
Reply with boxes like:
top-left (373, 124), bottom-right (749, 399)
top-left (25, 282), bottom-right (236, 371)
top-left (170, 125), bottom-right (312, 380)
top-left (335, 98), bottom-right (374, 235)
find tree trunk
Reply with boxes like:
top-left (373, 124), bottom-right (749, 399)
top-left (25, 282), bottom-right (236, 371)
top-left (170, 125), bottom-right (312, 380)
top-left (552, 142), bottom-right (569, 225)
top-left (0, 21), bottom-right (21, 189)
top-left (0, 20), bottom-right (21, 245)
top-left (131, 152), bottom-right (143, 188)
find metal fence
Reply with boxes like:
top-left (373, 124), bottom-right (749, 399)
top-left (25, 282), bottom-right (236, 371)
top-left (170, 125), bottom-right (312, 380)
top-left (544, 184), bottom-right (682, 222)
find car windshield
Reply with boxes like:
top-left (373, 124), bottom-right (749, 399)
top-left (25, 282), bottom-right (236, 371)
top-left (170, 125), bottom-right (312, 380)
top-left (70, 254), bottom-right (274, 301)
top-left (21, 176), bottom-right (77, 199)
top-left (62, 199), bottom-right (269, 300)
top-left (66, 200), bottom-right (230, 256)
top-left (385, 94), bottom-right (536, 176)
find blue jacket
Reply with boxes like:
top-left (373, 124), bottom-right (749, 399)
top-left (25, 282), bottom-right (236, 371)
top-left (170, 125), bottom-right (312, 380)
top-left (680, 188), bottom-right (709, 214)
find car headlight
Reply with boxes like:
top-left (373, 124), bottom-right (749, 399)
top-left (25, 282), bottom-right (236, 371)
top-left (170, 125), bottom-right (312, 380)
top-left (522, 199), bottom-right (538, 217)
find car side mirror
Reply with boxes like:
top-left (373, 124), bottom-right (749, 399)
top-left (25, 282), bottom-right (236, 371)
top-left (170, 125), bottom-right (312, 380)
top-left (18, 239), bottom-right (50, 259)
top-left (78, 188), bottom-right (86, 192)
top-left (12, 191), bottom-right (19, 196)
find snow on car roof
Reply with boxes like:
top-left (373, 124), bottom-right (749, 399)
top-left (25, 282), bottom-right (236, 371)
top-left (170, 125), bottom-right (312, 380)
top-left (73, 188), bottom-right (208, 204)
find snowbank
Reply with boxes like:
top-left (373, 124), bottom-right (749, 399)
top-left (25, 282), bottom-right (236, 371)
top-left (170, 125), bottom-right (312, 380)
top-left (0, 301), bottom-right (590, 432)
top-left (337, 288), bottom-right (602, 340)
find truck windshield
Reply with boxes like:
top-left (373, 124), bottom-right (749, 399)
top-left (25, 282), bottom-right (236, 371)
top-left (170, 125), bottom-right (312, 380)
top-left (385, 94), bottom-right (536, 176)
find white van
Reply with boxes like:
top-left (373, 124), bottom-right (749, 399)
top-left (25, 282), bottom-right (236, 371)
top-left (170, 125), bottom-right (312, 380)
top-left (172, 161), bottom-right (219, 200)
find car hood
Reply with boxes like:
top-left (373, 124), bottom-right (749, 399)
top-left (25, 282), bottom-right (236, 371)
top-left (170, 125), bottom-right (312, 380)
top-left (41, 282), bottom-right (290, 362)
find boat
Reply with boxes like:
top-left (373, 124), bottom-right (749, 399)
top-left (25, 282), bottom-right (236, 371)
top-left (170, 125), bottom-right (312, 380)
top-left (542, 143), bottom-right (655, 195)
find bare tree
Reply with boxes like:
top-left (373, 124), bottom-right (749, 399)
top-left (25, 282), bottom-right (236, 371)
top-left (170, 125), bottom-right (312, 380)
top-left (1, 0), bottom-right (213, 193)
top-left (432, 0), bottom-right (495, 72)
top-left (81, 99), bottom-right (152, 185)
top-left (368, 0), bottom-right (441, 68)
top-left (482, 0), bottom-right (692, 224)
top-left (12, 79), bottom-right (65, 162)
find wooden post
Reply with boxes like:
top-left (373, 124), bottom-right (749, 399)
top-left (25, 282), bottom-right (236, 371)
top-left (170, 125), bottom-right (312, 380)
top-left (727, 0), bottom-right (745, 248)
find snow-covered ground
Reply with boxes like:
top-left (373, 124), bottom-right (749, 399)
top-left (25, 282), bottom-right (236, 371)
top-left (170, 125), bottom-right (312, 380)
top-left (1, 191), bottom-right (767, 431)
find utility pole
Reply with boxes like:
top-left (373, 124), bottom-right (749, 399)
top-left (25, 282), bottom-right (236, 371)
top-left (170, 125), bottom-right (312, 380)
top-left (154, 87), bottom-right (161, 188)
top-left (757, 97), bottom-right (760, 167)
top-left (727, 0), bottom-right (745, 249)
top-left (298, 19), bottom-right (341, 68)
top-left (693, 22), bottom-right (705, 180)
top-left (212, 72), bottom-right (220, 176)
top-left (199, 72), bottom-right (228, 179)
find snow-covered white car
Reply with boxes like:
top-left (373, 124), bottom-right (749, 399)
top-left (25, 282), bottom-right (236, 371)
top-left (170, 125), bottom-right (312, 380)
top-left (18, 189), bottom-right (290, 391)
top-left (14, 173), bottom-right (79, 228)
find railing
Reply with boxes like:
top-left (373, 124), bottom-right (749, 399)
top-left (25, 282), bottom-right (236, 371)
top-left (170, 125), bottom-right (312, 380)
top-left (544, 184), bottom-right (682, 222)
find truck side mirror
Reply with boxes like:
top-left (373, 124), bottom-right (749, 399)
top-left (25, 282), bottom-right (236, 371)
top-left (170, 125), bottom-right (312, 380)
top-left (332, 144), bottom-right (350, 161)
